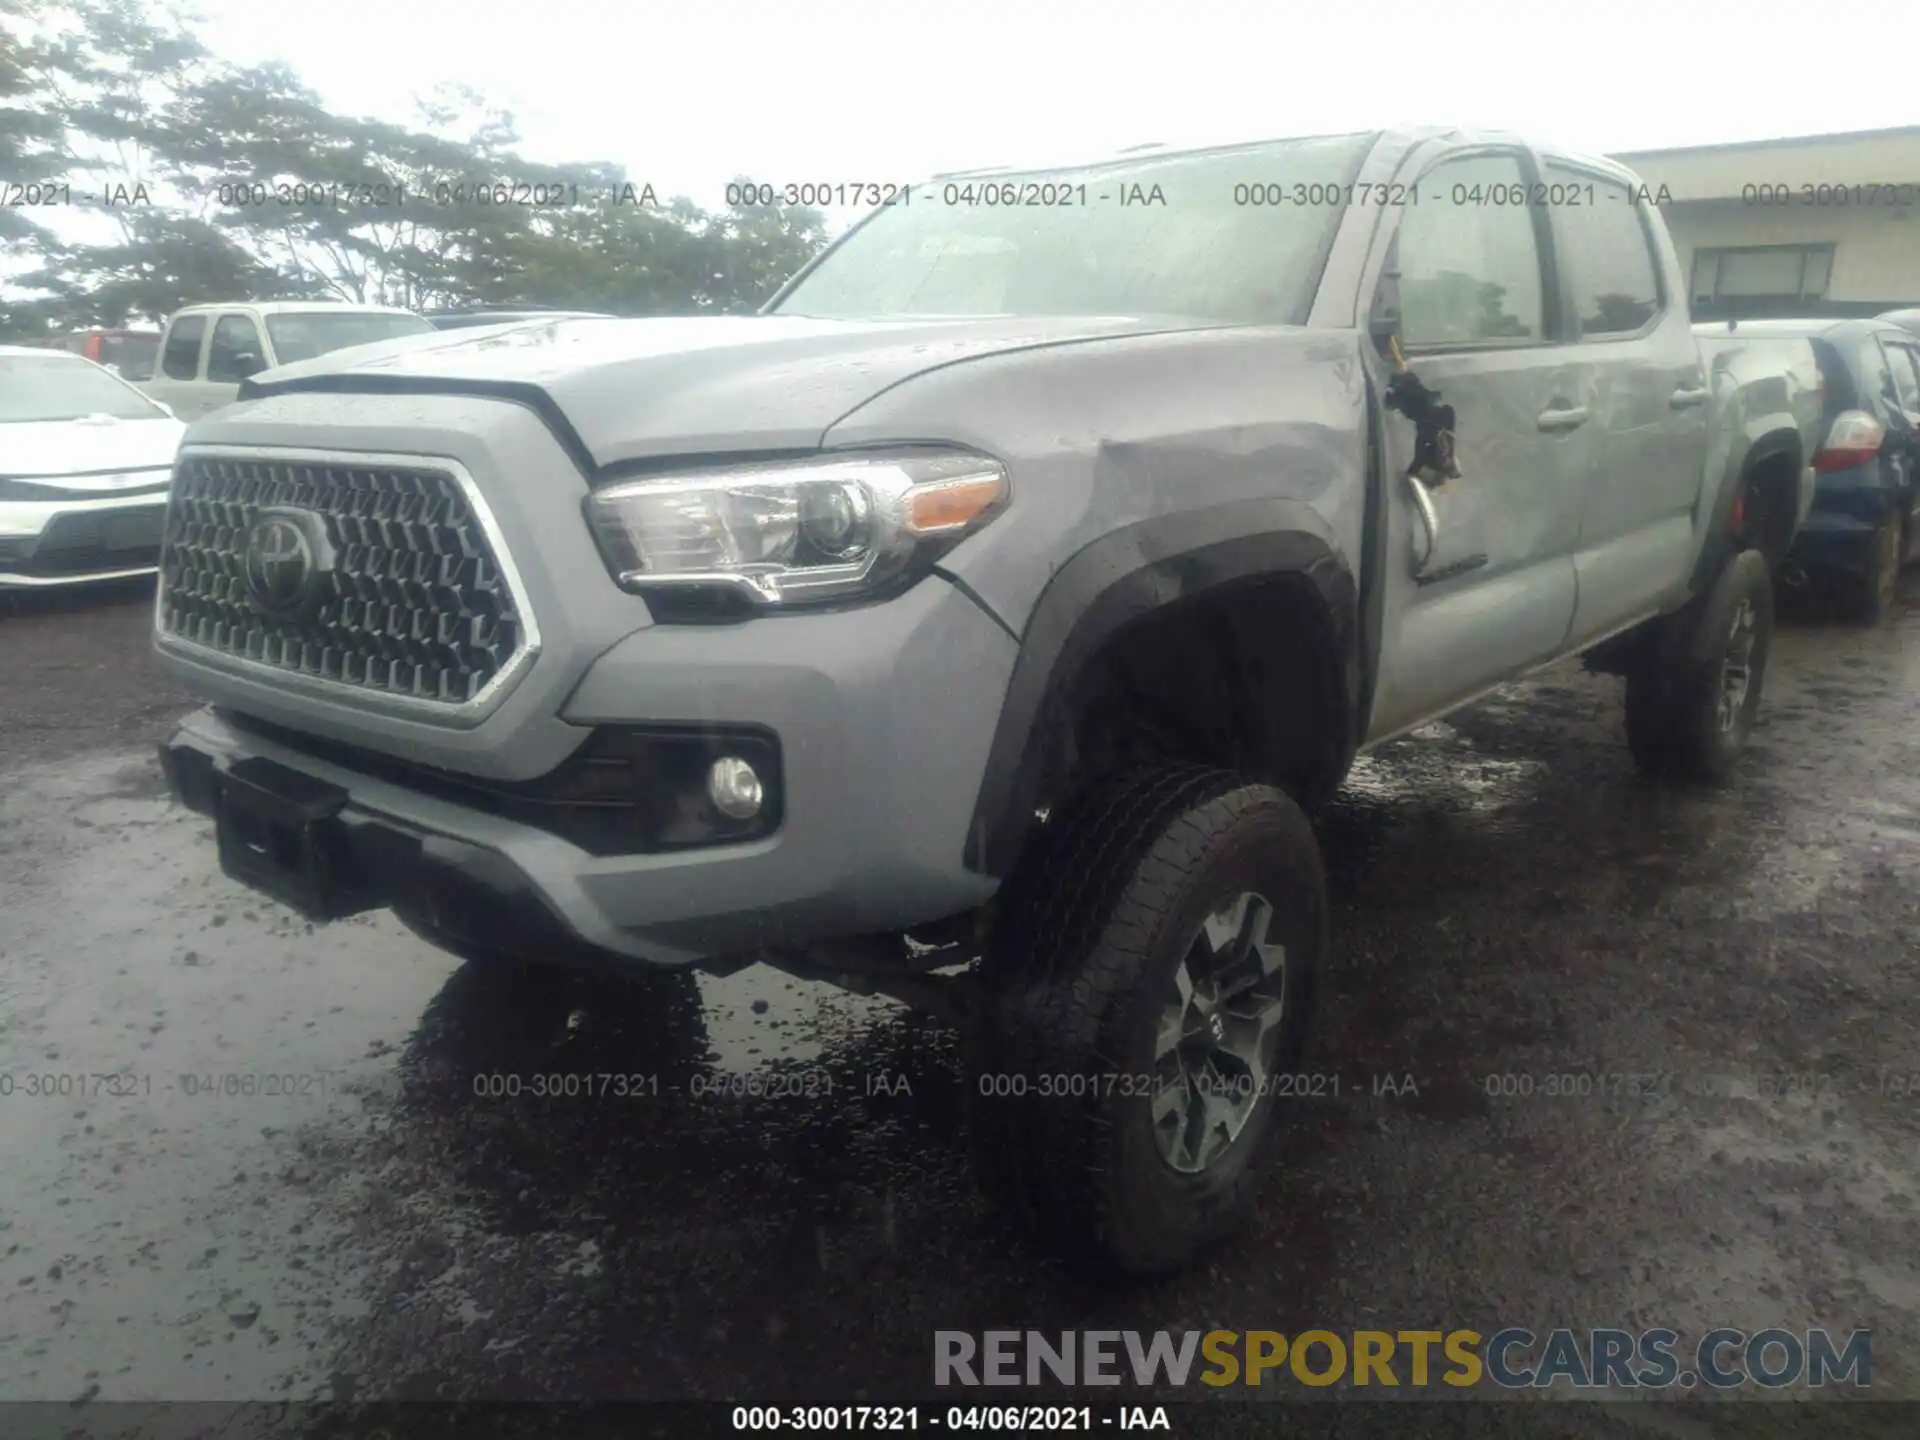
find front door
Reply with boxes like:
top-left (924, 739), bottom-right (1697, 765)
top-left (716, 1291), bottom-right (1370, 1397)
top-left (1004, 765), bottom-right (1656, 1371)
top-left (1363, 147), bottom-right (1593, 744)
top-left (205, 312), bottom-right (269, 410)
top-left (145, 314), bottom-right (210, 418)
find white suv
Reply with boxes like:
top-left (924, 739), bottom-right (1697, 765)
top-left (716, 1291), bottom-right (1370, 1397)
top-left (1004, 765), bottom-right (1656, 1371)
top-left (140, 302), bottom-right (436, 421)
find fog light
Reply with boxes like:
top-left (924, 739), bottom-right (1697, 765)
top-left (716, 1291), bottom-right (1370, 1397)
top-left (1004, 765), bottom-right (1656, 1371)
top-left (706, 756), bottom-right (764, 820)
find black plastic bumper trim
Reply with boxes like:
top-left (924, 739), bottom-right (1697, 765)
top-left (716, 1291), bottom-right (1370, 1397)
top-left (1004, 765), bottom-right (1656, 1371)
top-left (160, 736), bottom-right (620, 968)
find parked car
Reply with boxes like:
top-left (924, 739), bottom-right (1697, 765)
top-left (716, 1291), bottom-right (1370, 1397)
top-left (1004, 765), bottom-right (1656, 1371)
top-left (139, 302), bottom-right (436, 421)
top-left (154, 126), bottom-right (1822, 1277)
top-left (1697, 316), bottom-right (1920, 621)
top-left (424, 309), bottom-right (614, 331)
top-left (25, 327), bottom-right (162, 381)
top-left (0, 346), bottom-right (186, 587)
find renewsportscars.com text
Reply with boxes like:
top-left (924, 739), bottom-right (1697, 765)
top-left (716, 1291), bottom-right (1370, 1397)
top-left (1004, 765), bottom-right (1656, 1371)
top-left (934, 1328), bottom-right (1871, 1390)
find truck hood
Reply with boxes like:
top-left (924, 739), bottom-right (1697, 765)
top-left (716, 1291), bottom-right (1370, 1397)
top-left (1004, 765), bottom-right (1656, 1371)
top-left (0, 414), bottom-right (187, 479)
top-left (236, 314), bottom-right (1194, 469)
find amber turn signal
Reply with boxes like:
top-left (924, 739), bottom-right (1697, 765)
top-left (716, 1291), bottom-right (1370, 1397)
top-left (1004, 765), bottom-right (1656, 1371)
top-left (905, 475), bottom-right (1006, 535)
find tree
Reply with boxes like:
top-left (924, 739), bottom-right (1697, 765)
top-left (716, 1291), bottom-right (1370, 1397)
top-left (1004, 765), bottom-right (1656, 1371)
top-left (21, 0), bottom-right (212, 223)
top-left (0, 0), bottom-right (70, 244)
top-left (22, 210), bottom-right (283, 325)
top-left (698, 178), bottom-right (831, 311)
top-left (1591, 292), bottom-right (1656, 332)
top-left (0, 0), bottom-right (834, 339)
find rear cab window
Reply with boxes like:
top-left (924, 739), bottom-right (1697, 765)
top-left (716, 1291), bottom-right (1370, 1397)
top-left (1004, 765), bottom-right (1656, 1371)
top-left (1543, 164), bottom-right (1663, 337)
top-left (161, 315), bottom-right (208, 380)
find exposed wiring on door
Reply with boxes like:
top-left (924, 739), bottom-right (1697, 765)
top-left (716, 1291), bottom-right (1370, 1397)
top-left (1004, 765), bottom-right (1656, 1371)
top-left (1383, 334), bottom-right (1463, 491)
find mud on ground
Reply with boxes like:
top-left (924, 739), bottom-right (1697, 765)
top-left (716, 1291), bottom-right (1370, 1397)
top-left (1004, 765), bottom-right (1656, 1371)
top-left (1, 576), bottom-right (1916, 1439)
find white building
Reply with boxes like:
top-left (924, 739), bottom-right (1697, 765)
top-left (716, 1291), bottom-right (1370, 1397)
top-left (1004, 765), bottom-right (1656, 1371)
top-left (1610, 126), bottom-right (1920, 320)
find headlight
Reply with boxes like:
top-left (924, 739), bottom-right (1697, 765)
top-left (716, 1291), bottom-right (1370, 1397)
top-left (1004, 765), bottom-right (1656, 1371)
top-left (584, 451), bottom-right (1007, 607)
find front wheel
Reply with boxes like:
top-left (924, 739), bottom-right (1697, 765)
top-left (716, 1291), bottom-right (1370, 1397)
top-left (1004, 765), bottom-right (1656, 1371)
top-left (1625, 548), bottom-right (1775, 784)
top-left (969, 765), bottom-right (1327, 1277)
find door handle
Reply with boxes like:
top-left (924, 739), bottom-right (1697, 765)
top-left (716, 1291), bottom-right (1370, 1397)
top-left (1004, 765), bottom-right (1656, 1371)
top-left (1670, 386), bottom-right (1710, 409)
top-left (1537, 406), bottom-right (1589, 432)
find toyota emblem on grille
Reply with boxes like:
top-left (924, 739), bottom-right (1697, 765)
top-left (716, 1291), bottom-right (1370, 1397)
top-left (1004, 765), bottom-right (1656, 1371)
top-left (242, 507), bottom-right (332, 620)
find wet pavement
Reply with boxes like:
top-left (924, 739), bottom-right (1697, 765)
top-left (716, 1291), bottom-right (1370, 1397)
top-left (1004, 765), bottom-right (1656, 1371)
top-left (2, 576), bottom-right (1918, 1434)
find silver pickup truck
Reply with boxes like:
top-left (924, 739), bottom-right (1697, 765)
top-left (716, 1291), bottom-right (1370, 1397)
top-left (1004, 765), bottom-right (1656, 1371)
top-left (153, 127), bottom-right (1822, 1277)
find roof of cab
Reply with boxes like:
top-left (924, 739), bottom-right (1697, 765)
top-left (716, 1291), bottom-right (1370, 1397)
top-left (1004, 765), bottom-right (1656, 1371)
top-left (931, 126), bottom-right (1644, 190)
top-left (167, 301), bottom-right (422, 318)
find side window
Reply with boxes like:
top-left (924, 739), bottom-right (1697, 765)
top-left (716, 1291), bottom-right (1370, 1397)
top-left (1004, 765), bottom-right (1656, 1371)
top-left (1392, 153), bottom-right (1544, 348)
top-left (1878, 342), bottom-right (1920, 409)
top-left (1547, 166), bottom-right (1662, 336)
top-left (207, 314), bottom-right (266, 383)
top-left (161, 315), bottom-right (206, 380)
top-left (1856, 339), bottom-right (1898, 411)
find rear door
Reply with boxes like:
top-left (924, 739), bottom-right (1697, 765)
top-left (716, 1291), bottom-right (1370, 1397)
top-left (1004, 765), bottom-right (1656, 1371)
top-left (1547, 163), bottom-right (1710, 644)
top-left (1361, 145), bottom-right (1591, 742)
top-left (181, 310), bottom-right (262, 416)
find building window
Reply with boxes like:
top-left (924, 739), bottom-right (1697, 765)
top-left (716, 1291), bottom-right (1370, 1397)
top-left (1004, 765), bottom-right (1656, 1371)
top-left (1691, 244), bottom-right (1834, 309)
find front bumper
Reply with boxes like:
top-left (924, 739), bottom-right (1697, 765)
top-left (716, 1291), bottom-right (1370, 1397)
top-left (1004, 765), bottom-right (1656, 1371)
top-left (0, 491), bottom-right (169, 586)
top-left (146, 393), bottom-right (1021, 966)
top-left (161, 730), bottom-right (625, 973)
top-left (157, 565), bottom-right (1018, 968)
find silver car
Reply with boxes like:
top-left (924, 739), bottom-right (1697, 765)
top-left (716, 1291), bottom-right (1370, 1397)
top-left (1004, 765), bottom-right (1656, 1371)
top-left (0, 347), bottom-right (187, 587)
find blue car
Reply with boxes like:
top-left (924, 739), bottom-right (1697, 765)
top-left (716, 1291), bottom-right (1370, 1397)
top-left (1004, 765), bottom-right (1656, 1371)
top-left (1701, 318), bottom-right (1920, 621)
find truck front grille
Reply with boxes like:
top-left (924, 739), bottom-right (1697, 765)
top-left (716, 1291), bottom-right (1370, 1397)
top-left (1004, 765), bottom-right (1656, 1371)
top-left (158, 452), bottom-right (532, 710)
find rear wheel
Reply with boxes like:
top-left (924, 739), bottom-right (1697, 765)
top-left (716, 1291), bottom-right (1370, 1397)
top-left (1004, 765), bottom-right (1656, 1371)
top-left (969, 764), bottom-right (1326, 1277)
top-left (1625, 549), bottom-right (1774, 784)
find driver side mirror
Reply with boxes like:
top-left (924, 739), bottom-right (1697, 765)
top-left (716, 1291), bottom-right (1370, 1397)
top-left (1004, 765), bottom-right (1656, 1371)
top-left (151, 399), bottom-right (176, 418)
top-left (232, 351), bottom-right (265, 379)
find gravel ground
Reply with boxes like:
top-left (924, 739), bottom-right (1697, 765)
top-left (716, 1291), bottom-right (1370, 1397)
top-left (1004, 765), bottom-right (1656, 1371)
top-left (1, 574), bottom-right (1917, 1440)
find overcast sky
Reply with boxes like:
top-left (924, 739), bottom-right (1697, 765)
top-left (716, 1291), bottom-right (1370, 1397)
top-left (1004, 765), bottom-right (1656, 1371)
top-left (190, 0), bottom-right (1916, 213)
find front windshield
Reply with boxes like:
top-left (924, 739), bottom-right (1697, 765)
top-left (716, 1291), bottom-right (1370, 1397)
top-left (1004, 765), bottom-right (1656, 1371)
top-left (773, 132), bottom-right (1376, 325)
top-left (263, 312), bottom-right (435, 365)
top-left (0, 353), bottom-right (171, 422)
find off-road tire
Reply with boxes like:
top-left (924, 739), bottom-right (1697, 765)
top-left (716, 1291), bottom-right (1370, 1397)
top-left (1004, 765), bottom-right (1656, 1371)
top-left (1625, 548), bottom-right (1774, 784)
top-left (968, 764), bottom-right (1326, 1277)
